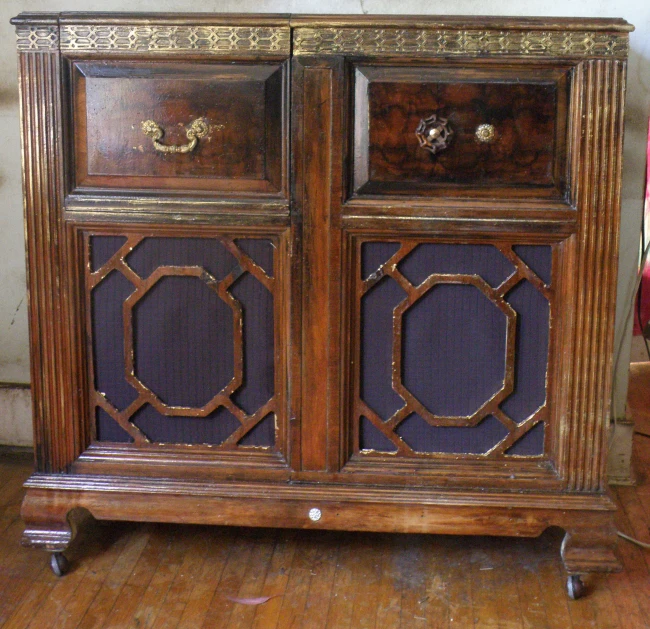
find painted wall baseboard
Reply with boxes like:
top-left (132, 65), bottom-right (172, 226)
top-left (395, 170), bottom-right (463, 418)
top-left (608, 416), bottom-right (636, 485)
top-left (0, 385), bottom-right (33, 447)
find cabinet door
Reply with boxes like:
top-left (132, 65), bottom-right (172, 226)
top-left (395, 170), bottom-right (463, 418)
top-left (77, 227), bottom-right (293, 479)
top-left (344, 236), bottom-right (563, 487)
top-left (292, 52), bottom-right (593, 490)
top-left (59, 48), bottom-right (294, 479)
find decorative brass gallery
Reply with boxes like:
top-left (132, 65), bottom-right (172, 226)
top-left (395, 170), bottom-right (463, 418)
top-left (293, 27), bottom-right (629, 57)
top-left (60, 25), bottom-right (290, 53)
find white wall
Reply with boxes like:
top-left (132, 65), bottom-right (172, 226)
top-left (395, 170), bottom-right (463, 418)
top-left (0, 0), bottom-right (648, 444)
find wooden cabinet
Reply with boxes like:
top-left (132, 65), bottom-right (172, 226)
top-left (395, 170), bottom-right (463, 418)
top-left (11, 12), bottom-right (633, 596)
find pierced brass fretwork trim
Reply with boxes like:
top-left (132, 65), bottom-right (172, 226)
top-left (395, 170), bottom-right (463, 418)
top-left (58, 25), bottom-right (290, 54)
top-left (294, 28), bottom-right (629, 58)
top-left (15, 26), bottom-right (59, 51)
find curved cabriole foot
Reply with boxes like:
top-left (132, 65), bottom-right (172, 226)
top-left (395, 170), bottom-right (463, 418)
top-left (21, 485), bottom-right (101, 575)
top-left (50, 552), bottom-right (69, 577)
top-left (561, 522), bottom-right (621, 581)
top-left (567, 574), bottom-right (586, 600)
top-left (21, 493), bottom-right (74, 552)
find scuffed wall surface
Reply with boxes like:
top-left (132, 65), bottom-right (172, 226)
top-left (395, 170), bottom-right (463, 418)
top-left (0, 387), bottom-right (32, 446)
top-left (0, 0), bottom-right (648, 444)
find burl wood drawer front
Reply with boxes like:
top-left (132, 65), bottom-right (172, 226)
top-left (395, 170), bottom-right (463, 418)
top-left (352, 64), bottom-right (569, 200)
top-left (71, 60), bottom-right (287, 197)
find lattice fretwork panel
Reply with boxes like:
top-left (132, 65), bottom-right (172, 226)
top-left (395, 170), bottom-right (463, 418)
top-left (355, 240), bottom-right (552, 458)
top-left (87, 234), bottom-right (280, 448)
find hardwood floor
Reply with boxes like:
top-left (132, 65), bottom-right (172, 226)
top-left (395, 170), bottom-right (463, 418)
top-left (2, 367), bottom-right (650, 628)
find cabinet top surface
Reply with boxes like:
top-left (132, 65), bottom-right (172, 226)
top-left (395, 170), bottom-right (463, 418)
top-left (10, 13), bottom-right (634, 32)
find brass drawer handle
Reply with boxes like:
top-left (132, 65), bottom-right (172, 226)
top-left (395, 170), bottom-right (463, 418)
top-left (475, 123), bottom-right (496, 143)
top-left (416, 114), bottom-right (453, 155)
top-left (140, 118), bottom-right (209, 154)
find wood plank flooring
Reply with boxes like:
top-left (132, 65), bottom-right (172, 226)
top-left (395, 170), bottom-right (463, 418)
top-left (1, 364), bottom-right (650, 628)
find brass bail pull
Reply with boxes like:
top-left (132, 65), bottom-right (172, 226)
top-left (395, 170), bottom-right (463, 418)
top-left (140, 118), bottom-right (209, 154)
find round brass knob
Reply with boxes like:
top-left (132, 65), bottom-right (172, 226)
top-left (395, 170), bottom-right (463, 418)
top-left (415, 114), bottom-right (453, 155)
top-left (475, 123), bottom-right (496, 144)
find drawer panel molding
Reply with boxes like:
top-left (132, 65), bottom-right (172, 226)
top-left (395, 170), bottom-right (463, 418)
top-left (351, 63), bottom-right (569, 199)
top-left (70, 60), bottom-right (288, 197)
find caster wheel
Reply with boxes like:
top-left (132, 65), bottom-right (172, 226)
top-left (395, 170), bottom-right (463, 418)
top-left (567, 575), bottom-right (586, 600)
top-left (50, 552), bottom-right (69, 577)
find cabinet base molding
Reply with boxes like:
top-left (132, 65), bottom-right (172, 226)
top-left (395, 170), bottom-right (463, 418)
top-left (21, 473), bottom-right (621, 576)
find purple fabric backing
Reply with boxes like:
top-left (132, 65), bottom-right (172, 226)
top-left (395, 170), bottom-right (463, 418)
top-left (134, 274), bottom-right (235, 408)
top-left (396, 413), bottom-right (510, 455)
top-left (403, 283), bottom-right (508, 417)
top-left (90, 235), bottom-right (127, 272)
top-left (91, 269), bottom-right (140, 414)
top-left (359, 242), bottom-right (551, 456)
top-left (398, 243), bottom-right (515, 287)
top-left (91, 235), bottom-right (275, 447)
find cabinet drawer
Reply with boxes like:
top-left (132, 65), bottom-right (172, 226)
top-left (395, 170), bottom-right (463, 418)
top-left (71, 60), bottom-right (287, 197)
top-left (352, 63), bottom-right (570, 201)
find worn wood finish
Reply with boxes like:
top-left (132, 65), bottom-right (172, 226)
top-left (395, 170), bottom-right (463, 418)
top-left (292, 54), bottom-right (347, 473)
top-left (11, 12), bottom-right (632, 591)
top-left (17, 31), bottom-right (88, 473)
top-left (353, 63), bottom-right (569, 199)
top-left (71, 60), bottom-right (288, 197)
top-left (562, 58), bottom-right (627, 492)
top-left (3, 433), bottom-right (650, 627)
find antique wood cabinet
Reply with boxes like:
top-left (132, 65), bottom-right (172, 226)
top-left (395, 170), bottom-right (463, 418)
top-left (11, 12), bottom-right (633, 596)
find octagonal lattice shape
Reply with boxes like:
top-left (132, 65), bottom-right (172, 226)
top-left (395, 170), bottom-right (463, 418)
top-left (124, 267), bottom-right (242, 416)
top-left (355, 239), bottom-right (552, 458)
top-left (87, 234), bottom-right (281, 448)
top-left (394, 275), bottom-right (516, 427)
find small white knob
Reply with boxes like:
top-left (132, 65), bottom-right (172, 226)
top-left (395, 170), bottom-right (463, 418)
top-left (308, 508), bottom-right (322, 522)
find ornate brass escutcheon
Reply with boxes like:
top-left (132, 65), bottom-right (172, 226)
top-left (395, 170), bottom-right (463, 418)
top-left (415, 114), bottom-right (453, 155)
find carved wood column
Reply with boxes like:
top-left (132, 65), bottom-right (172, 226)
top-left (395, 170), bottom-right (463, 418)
top-left (561, 59), bottom-right (628, 492)
top-left (14, 16), bottom-right (88, 472)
